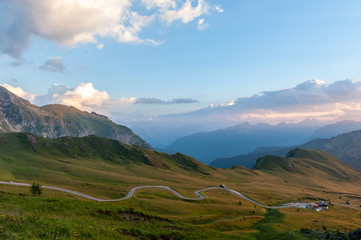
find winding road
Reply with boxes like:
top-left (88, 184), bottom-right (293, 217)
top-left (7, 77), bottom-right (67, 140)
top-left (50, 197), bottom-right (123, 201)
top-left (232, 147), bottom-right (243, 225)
top-left (0, 181), bottom-right (360, 210)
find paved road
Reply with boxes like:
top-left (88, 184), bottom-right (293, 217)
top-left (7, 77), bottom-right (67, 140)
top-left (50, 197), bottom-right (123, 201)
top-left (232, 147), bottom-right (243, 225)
top-left (334, 203), bottom-right (361, 210)
top-left (0, 181), bottom-right (360, 210)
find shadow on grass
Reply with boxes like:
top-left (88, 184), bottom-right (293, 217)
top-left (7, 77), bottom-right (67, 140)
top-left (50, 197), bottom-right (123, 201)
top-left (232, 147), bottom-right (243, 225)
top-left (251, 209), bottom-right (305, 240)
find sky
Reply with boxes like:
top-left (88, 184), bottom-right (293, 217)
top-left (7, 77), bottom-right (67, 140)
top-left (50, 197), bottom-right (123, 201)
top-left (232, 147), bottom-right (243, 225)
top-left (2, 0), bottom-right (361, 134)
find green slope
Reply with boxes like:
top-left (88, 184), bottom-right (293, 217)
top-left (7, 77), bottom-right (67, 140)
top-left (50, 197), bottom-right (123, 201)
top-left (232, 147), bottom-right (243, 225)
top-left (300, 130), bottom-right (361, 171)
top-left (0, 194), bottom-right (242, 240)
top-left (0, 134), bottom-right (361, 238)
top-left (0, 132), bottom-right (216, 197)
top-left (254, 148), bottom-right (361, 181)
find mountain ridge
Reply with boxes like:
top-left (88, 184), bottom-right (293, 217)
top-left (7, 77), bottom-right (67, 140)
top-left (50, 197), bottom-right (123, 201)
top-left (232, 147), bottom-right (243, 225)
top-left (0, 132), bottom-right (212, 175)
top-left (254, 148), bottom-right (361, 181)
top-left (0, 86), bottom-right (150, 148)
top-left (165, 121), bottom-right (320, 164)
top-left (211, 129), bottom-right (361, 171)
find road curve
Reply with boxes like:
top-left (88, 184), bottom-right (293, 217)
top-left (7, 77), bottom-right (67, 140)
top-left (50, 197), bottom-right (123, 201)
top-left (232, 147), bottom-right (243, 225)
top-left (0, 181), bottom-right (360, 210)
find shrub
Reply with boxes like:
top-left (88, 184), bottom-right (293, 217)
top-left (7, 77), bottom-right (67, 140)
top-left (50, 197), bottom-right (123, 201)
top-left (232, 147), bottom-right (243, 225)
top-left (30, 182), bottom-right (42, 196)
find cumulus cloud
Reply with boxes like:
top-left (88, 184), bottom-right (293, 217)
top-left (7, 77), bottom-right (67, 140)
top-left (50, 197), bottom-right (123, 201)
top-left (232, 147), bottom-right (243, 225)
top-left (1, 82), bottom-right (200, 119)
top-left (38, 58), bottom-right (66, 73)
top-left (0, 0), bottom-right (222, 58)
top-left (135, 97), bottom-right (198, 104)
top-left (51, 83), bottom-right (112, 110)
top-left (34, 84), bottom-right (71, 105)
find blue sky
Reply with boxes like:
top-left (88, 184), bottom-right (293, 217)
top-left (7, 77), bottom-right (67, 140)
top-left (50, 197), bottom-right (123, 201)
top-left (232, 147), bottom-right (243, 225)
top-left (2, 0), bottom-right (361, 126)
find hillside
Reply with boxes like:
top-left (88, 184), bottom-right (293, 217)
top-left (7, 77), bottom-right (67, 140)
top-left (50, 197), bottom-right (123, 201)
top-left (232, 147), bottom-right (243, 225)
top-left (0, 132), bottom-right (219, 200)
top-left (0, 133), bottom-right (213, 187)
top-left (254, 149), bottom-right (361, 181)
top-left (1, 134), bottom-right (361, 238)
top-left (211, 130), bottom-right (361, 171)
top-left (166, 121), bottom-right (319, 164)
top-left (211, 146), bottom-right (290, 169)
top-left (0, 86), bottom-right (149, 148)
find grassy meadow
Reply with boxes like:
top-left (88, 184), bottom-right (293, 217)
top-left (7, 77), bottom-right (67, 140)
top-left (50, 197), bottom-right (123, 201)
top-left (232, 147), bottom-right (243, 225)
top-left (0, 133), bottom-right (361, 239)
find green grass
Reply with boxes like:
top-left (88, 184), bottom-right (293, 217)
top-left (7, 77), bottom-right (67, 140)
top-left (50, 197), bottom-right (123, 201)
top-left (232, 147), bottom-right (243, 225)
top-left (0, 133), bottom-right (361, 238)
top-left (0, 192), bottom-right (245, 240)
top-left (252, 209), bottom-right (306, 240)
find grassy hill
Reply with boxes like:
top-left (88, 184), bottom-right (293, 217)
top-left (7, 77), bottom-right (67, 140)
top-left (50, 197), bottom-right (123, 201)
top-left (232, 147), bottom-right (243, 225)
top-left (254, 148), bottom-right (361, 181)
top-left (0, 132), bottom-right (216, 198)
top-left (0, 86), bottom-right (149, 148)
top-left (299, 130), bottom-right (361, 171)
top-left (0, 134), bottom-right (361, 238)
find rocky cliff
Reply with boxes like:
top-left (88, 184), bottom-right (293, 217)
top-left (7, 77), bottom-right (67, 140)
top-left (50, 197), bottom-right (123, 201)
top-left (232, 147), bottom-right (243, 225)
top-left (0, 86), bottom-right (150, 148)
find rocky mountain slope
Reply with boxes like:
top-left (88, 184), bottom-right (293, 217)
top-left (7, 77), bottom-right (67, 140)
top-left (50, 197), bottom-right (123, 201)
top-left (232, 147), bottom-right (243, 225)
top-left (0, 86), bottom-right (150, 148)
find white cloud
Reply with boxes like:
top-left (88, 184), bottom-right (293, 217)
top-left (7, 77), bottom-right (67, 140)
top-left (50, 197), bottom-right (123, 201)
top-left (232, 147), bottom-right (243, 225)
top-left (52, 83), bottom-right (112, 110)
top-left (135, 97), bottom-right (198, 104)
top-left (0, 83), bottom-right (37, 102)
top-left (197, 18), bottom-right (208, 30)
top-left (161, 0), bottom-right (209, 24)
top-left (2, 83), bottom-right (200, 116)
top-left (215, 5), bottom-right (223, 13)
top-left (1, 82), bottom-right (136, 113)
top-left (96, 44), bottom-right (104, 50)
top-left (142, 0), bottom-right (177, 10)
top-left (0, 0), bottom-right (222, 58)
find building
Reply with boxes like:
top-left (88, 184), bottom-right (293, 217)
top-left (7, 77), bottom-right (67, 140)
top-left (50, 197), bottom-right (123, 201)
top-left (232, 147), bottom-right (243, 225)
top-left (309, 201), bottom-right (329, 211)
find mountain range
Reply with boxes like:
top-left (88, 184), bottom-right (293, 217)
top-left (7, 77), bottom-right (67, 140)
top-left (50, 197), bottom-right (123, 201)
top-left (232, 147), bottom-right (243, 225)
top-left (0, 86), bottom-right (150, 148)
top-left (311, 120), bottom-right (361, 139)
top-left (211, 129), bottom-right (361, 171)
top-left (165, 121), bottom-right (322, 164)
top-left (1, 132), bottom-right (360, 196)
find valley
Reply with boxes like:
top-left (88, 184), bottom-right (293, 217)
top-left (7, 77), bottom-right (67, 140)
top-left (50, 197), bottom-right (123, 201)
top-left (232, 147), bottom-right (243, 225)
top-left (0, 132), bottom-right (361, 239)
top-left (2, 2), bottom-right (361, 239)
top-left (212, 129), bottom-right (361, 171)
